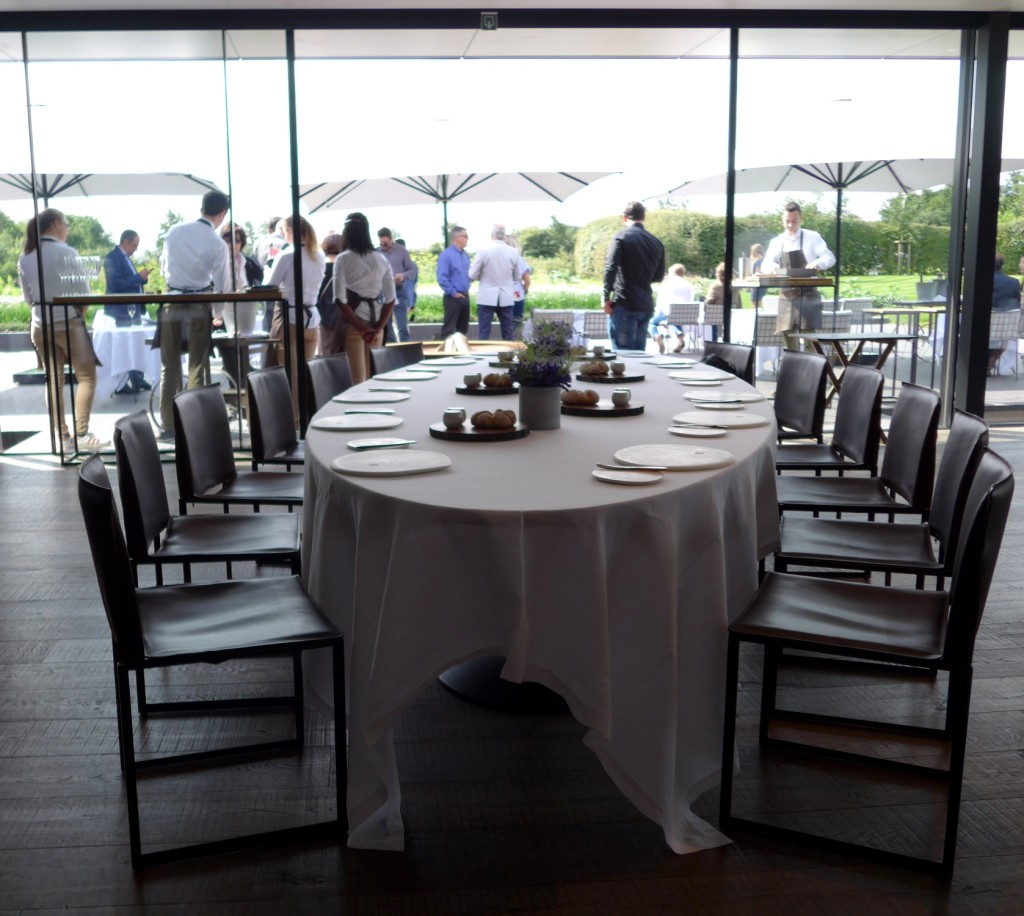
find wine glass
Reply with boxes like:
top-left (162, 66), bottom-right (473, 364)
top-left (127, 304), bottom-right (137, 324)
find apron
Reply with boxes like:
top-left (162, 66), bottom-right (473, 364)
top-left (775, 232), bottom-right (823, 334)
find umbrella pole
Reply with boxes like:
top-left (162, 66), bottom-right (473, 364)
top-left (443, 199), bottom-right (449, 247)
top-left (833, 186), bottom-right (843, 317)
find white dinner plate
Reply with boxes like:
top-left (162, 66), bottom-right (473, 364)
top-left (692, 401), bottom-right (746, 411)
top-left (331, 449), bottom-right (452, 477)
top-left (669, 369), bottom-right (734, 381)
top-left (311, 415), bottom-right (403, 431)
top-left (678, 379), bottom-right (722, 387)
top-left (334, 391), bottom-right (410, 404)
top-left (613, 443), bottom-right (735, 471)
top-left (672, 410), bottom-right (772, 429)
top-left (374, 370), bottom-right (440, 381)
top-left (592, 468), bottom-right (663, 486)
top-left (667, 426), bottom-right (728, 438)
top-left (684, 390), bottom-right (766, 404)
top-left (346, 437), bottom-right (415, 450)
top-left (642, 357), bottom-right (696, 367)
top-left (423, 356), bottom-right (479, 366)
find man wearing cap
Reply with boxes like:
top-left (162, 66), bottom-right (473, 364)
top-left (157, 189), bottom-right (231, 437)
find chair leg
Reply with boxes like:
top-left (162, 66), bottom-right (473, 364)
top-left (759, 644), bottom-right (781, 744)
top-left (719, 633), bottom-right (741, 827)
top-left (116, 662), bottom-right (144, 868)
top-left (292, 652), bottom-right (305, 749)
top-left (225, 560), bottom-right (233, 580)
top-left (332, 638), bottom-right (348, 831)
top-left (941, 667), bottom-right (973, 876)
top-left (155, 562), bottom-right (164, 587)
top-left (182, 562), bottom-right (191, 585)
top-left (135, 668), bottom-right (148, 715)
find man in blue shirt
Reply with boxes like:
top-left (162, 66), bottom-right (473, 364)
top-left (103, 229), bottom-right (151, 325)
top-left (436, 226), bottom-right (471, 338)
top-left (377, 227), bottom-right (418, 342)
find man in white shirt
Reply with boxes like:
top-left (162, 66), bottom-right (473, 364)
top-left (761, 201), bottom-right (835, 349)
top-left (469, 223), bottom-right (521, 341)
top-left (157, 190), bottom-right (231, 436)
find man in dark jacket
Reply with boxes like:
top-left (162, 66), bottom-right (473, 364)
top-left (602, 201), bottom-right (666, 351)
top-left (990, 252), bottom-right (1022, 371)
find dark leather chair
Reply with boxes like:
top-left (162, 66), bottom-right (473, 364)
top-left (369, 342), bottom-right (424, 376)
top-left (774, 410), bottom-right (988, 588)
top-left (776, 382), bottom-right (939, 520)
top-left (775, 364), bottom-right (884, 475)
top-left (246, 367), bottom-right (305, 471)
top-left (703, 340), bottom-right (755, 385)
top-left (113, 411), bottom-right (301, 586)
top-left (306, 353), bottom-right (353, 415)
top-left (773, 350), bottom-right (828, 443)
top-left (721, 448), bottom-right (1014, 876)
top-left (173, 385), bottom-right (304, 515)
top-left (77, 454), bottom-right (346, 869)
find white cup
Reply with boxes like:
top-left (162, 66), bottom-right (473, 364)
top-left (611, 388), bottom-right (631, 407)
top-left (443, 407), bottom-right (467, 429)
top-left (463, 372), bottom-right (482, 388)
top-left (592, 345), bottom-right (605, 358)
top-left (610, 361), bottom-right (626, 375)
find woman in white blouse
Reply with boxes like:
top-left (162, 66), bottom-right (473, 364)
top-left (268, 215), bottom-right (327, 421)
top-left (331, 212), bottom-right (396, 384)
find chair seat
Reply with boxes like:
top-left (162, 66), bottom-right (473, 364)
top-left (777, 516), bottom-right (940, 573)
top-left (777, 475), bottom-right (919, 514)
top-left (263, 441), bottom-right (305, 465)
top-left (138, 576), bottom-right (337, 660)
top-left (155, 513), bottom-right (300, 563)
top-left (200, 471), bottom-right (304, 505)
top-left (731, 572), bottom-right (947, 660)
top-left (775, 442), bottom-right (867, 472)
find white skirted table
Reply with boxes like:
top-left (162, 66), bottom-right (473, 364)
top-left (90, 312), bottom-right (162, 398)
top-left (301, 354), bottom-right (779, 854)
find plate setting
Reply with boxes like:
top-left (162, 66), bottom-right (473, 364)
top-left (613, 443), bottom-right (735, 470)
top-left (671, 410), bottom-right (772, 429)
top-left (311, 415), bottom-right (403, 431)
top-left (592, 468), bottom-right (663, 486)
top-left (684, 390), bottom-right (766, 404)
top-left (331, 449), bottom-right (452, 477)
top-left (334, 390), bottom-right (410, 404)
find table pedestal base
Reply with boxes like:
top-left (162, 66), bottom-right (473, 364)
top-left (438, 655), bottom-right (569, 715)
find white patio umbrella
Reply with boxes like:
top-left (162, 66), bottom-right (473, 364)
top-left (299, 171), bottom-right (616, 244)
top-left (665, 158), bottom-right (1024, 304)
top-left (0, 172), bottom-right (223, 206)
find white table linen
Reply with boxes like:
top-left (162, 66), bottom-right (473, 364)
top-left (91, 312), bottom-right (162, 398)
top-left (302, 356), bottom-right (779, 853)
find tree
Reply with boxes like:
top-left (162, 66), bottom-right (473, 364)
top-left (0, 209), bottom-right (25, 288)
top-left (65, 214), bottom-right (113, 257)
top-left (519, 217), bottom-right (577, 259)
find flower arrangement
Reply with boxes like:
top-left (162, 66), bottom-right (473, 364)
top-left (507, 318), bottom-right (584, 389)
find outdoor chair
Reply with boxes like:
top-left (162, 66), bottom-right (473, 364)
top-left (581, 310), bottom-right (610, 343)
top-left (113, 411), bottom-right (300, 586)
top-left (668, 302), bottom-right (701, 352)
top-left (721, 448), bottom-right (1014, 876)
top-left (77, 454), bottom-right (346, 869)
top-left (988, 309), bottom-right (1021, 379)
top-left (776, 382), bottom-right (940, 520)
top-left (369, 342), bottom-right (424, 376)
top-left (819, 309), bottom-right (853, 333)
top-left (173, 385), bottom-right (304, 515)
top-left (532, 309), bottom-right (575, 327)
top-left (246, 366), bottom-right (305, 471)
top-left (753, 312), bottom-right (786, 374)
top-left (306, 353), bottom-right (354, 415)
top-left (703, 341), bottom-right (755, 384)
top-left (702, 300), bottom-right (724, 342)
top-left (772, 350), bottom-right (828, 443)
top-left (774, 409), bottom-right (988, 588)
top-left (775, 364), bottom-right (884, 476)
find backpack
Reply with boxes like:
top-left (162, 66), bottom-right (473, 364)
top-left (244, 254), bottom-right (264, 288)
top-left (700, 352), bottom-right (737, 376)
top-left (316, 270), bottom-right (338, 329)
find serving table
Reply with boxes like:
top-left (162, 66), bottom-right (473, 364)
top-left (301, 356), bottom-right (779, 854)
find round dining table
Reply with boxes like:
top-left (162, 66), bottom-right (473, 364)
top-left (301, 353), bottom-right (780, 853)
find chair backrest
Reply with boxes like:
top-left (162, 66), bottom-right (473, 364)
top-left (369, 342), bottom-right (424, 376)
top-left (754, 313), bottom-right (785, 347)
top-left (703, 300), bottom-right (724, 327)
top-left (306, 353), bottom-right (353, 414)
top-left (944, 448), bottom-right (1014, 669)
top-left (928, 409), bottom-right (989, 557)
top-left (829, 364), bottom-right (884, 472)
top-left (532, 309), bottom-right (575, 327)
top-left (879, 382), bottom-right (940, 511)
top-left (703, 340), bottom-right (755, 384)
top-left (820, 309), bottom-right (853, 333)
top-left (668, 303), bottom-right (700, 326)
top-left (113, 411), bottom-right (172, 561)
top-left (581, 310), bottom-right (609, 340)
top-left (78, 454), bottom-right (144, 665)
top-left (247, 367), bottom-right (299, 463)
top-left (837, 298), bottom-right (872, 326)
top-left (773, 350), bottom-right (828, 441)
top-left (172, 385), bottom-right (238, 499)
top-left (989, 309), bottom-right (1021, 342)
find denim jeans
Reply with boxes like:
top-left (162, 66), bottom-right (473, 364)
top-left (609, 306), bottom-right (652, 351)
top-left (478, 305), bottom-right (514, 341)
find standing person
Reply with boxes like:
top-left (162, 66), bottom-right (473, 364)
top-left (316, 232), bottom-right (345, 355)
top-left (469, 223), bottom-right (521, 341)
top-left (602, 201), bottom-right (666, 352)
top-left (332, 212), bottom-right (396, 384)
top-left (436, 226), bottom-right (471, 339)
top-left (157, 189), bottom-right (231, 439)
top-left (253, 216), bottom-right (284, 268)
top-left (102, 229), bottom-right (150, 325)
top-left (506, 233), bottom-right (532, 333)
top-left (989, 252), bottom-right (1022, 372)
top-left (267, 215), bottom-right (326, 421)
top-left (18, 208), bottom-right (104, 451)
top-left (748, 242), bottom-right (766, 314)
top-left (652, 263), bottom-right (694, 354)
top-left (761, 201), bottom-right (835, 350)
top-left (396, 237), bottom-right (418, 321)
top-left (376, 228), bottom-right (417, 343)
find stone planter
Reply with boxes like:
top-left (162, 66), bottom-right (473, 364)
top-left (518, 385), bottom-right (562, 430)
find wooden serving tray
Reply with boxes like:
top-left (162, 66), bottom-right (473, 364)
top-left (429, 422), bottom-right (530, 441)
top-left (561, 401), bottom-right (644, 418)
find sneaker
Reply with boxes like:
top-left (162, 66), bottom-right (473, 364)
top-left (61, 434), bottom-right (75, 453)
top-left (77, 431), bottom-right (108, 450)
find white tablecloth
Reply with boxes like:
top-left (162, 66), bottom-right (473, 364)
top-left (91, 313), bottom-right (162, 398)
top-left (302, 356), bottom-right (780, 853)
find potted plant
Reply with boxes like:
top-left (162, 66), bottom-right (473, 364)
top-left (507, 319), bottom-right (582, 429)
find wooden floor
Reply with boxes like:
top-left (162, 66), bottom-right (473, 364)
top-left (1, 430), bottom-right (1023, 915)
